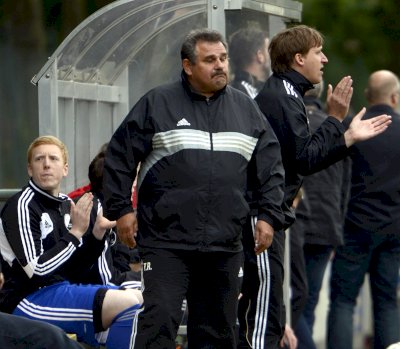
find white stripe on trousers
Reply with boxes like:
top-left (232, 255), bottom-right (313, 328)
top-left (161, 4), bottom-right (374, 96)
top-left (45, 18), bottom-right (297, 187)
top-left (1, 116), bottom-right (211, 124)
top-left (129, 261), bottom-right (145, 348)
top-left (251, 216), bottom-right (271, 349)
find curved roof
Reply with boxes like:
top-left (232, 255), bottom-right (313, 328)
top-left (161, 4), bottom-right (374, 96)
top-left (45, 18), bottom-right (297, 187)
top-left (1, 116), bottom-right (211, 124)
top-left (32, 0), bottom-right (208, 85)
top-left (32, 0), bottom-right (302, 86)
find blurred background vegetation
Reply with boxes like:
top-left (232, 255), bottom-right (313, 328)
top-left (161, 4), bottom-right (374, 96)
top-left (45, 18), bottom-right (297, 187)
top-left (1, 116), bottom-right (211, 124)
top-left (0, 0), bottom-right (399, 188)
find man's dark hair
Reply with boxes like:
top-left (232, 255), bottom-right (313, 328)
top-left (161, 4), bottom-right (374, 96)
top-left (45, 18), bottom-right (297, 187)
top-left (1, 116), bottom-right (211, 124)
top-left (181, 28), bottom-right (227, 64)
top-left (270, 25), bottom-right (323, 74)
top-left (88, 143), bottom-right (108, 193)
top-left (229, 28), bottom-right (268, 72)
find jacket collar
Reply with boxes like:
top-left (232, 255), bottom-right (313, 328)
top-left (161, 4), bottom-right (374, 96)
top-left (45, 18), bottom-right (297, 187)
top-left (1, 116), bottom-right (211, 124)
top-left (234, 70), bottom-right (265, 91)
top-left (367, 104), bottom-right (396, 116)
top-left (275, 69), bottom-right (314, 97)
top-left (29, 179), bottom-right (68, 203)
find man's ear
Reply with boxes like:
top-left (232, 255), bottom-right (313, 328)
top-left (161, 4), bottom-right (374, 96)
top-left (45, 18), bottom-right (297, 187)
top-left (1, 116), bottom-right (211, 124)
top-left (256, 50), bottom-right (265, 64)
top-left (294, 53), bottom-right (305, 67)
top-left (63, 163), bottom-right (69, 177)
top-left (27, 163), bottom-right (32, 177)
top-left (182, 58), bottom-right (192, 76)
top-left (391, 91), bottom-right (399, 108)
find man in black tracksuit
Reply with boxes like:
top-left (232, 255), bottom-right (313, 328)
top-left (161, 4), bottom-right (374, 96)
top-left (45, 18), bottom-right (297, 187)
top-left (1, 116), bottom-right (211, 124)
top-left (291, 83), bottom-right (351, 349)
top-left (251, 25), bottom-right (392, 348)
top-left (229, 27), bottom-right (297, 349)
top-left (103, 29), bottom-right (285, 349)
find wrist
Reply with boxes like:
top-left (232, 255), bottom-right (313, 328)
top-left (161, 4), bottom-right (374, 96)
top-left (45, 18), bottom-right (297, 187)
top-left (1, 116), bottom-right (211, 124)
top-left (344, 129), bottom-right (356, 147)
top-left (69, 227), bottom-right (84, 240)
top-left (92, 226), bottom-right (107, 240)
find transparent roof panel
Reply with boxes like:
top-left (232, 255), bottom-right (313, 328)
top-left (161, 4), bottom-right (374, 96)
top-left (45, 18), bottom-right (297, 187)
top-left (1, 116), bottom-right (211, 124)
top-left (33, 0), bottom-right (208, 85)
top-left (32, 0), bottom-right (302, 88)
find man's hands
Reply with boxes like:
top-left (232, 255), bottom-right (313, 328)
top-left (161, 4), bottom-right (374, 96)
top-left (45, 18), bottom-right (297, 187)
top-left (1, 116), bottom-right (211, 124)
top-left (279, 323), bottom-right (298, 349)
top-left (116, 212), bottom-right (138, 248)
top-left (254, 220), bottom-right (275, 255)
top-left (326, 75), bottom-right (392, 146)
top-left (326, 76), bottom-right (353, 121)
top-left (69, 192), bottom-right (93, 240)
top-left (344, 107), bottom-right (391, 147)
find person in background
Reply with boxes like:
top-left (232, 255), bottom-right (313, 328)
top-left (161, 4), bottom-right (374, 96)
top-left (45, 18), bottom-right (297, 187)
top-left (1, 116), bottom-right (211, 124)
top-left (73, 143), bottom-right (141, 287)
top-left (229, 27), bottom-right (270, 98)
top-left (254, 24), bottom-right (392, 348)
top-left (103, 28), bottom-right (285, 349)
top-left (327, 70), bottom-right (400, 349)
top-left (290, 80), bottom-right (351, 349)
top-left (229, 26), bottom-right (297, 349)
top-left (0, 135), bottom-right (143, 349)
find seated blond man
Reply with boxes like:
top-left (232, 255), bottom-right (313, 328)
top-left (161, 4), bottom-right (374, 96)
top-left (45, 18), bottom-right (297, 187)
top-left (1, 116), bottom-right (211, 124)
top-left (0, 135), bottom-right (142, 348)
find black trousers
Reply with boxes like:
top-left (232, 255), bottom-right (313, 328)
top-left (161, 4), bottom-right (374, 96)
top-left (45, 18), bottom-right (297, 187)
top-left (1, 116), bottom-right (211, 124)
top-left (289, 227), bottom-right (308, 328)
top-left (238, 216), bottom-right (286, 349)
top-left (132, 247), bottom-right (242, 349)
top-left (0, 312), bottom-right (83, 349)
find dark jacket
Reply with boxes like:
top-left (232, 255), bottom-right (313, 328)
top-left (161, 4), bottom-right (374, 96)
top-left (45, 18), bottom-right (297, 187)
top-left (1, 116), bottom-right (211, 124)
top-left (0, 180), bottom-right (105, 313)
top-left (345, 104), bottom-right (400, 234)
top-left (255, 70), bottom-right (349, 228)
top-left (290, 96), bottom-right (351, 246)
top-left (103, 73), bottom-right (285, 252)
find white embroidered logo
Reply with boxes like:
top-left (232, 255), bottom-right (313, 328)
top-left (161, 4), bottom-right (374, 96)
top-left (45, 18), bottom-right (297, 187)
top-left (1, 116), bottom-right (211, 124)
top-left (283, 80), bottom-right (298, 98)
top-left (40, 213), bottom-right (53, 239)
top-left (238, 266), bottom-right (244, 278)
top-left (64, 214), bottom-right (71, 230)
top-left (143, 262), bottom-right (153, 271)
top-left (177, 118), bottom-right (191, 127)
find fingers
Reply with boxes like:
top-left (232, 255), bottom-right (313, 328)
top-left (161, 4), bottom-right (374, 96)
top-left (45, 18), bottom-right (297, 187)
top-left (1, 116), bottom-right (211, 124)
top-left (370, 114), bottom-right (392, 134)
top-left (116, 212), bottom-right (138, 248)
top-left (119, 230), bottom-right (136, 248)
top-left (346, 111), bottom-right (392, 146)
top-left (75, 192), bottom-right (93, 214)
top-left (69, 193), bottom-right (93, 239)
top-left (352, 107), bottom-right (366, 121)
top-left (326, 76), bottom-right (353, 121)
top-left (335, 76), bottom-right (353, 100)
top-left (254, 221), bottom-right (274, 255)
top-left (370, 113), bottom-right (392, 125)
top-left (326, 83), bottom-right (333, 99)
top-left (254, 240), bottom-right (267, 255)
top-left (96, 208), bottom-right (116, 230)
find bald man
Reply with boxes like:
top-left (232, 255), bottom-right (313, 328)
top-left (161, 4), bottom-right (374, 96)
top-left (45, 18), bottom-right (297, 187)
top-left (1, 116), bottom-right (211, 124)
top-left (327, 70), bottom-right (400, 349)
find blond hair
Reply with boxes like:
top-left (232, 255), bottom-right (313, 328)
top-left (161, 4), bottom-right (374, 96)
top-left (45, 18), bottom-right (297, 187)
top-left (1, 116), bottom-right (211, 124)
top-left (27, 135), bottom-right (68, 165)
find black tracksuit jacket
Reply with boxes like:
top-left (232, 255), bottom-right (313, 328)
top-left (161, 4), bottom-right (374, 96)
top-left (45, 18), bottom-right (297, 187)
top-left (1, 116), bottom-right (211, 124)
top-left (255, 70), bottom-right (349, 228)
top-left (103, 73), bottom-right (285, 252)
top-left (0, 180), bottom-right (105, 313)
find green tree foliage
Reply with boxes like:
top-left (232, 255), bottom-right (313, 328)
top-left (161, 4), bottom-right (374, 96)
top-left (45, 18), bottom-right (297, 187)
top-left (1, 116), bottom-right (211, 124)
top-left (0, 0), bottom-right (114, 187)
top-left (300, 0), bottom-right (400, 110)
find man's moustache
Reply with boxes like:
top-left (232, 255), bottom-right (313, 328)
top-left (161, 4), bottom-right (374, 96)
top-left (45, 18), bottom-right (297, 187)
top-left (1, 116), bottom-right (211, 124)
top-left (212, 71), bottom-right (226, 78)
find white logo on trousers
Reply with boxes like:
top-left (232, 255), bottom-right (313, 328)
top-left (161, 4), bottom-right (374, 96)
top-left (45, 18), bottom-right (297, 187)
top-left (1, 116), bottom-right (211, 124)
top-left (143, 262), bottom-right (152, 271)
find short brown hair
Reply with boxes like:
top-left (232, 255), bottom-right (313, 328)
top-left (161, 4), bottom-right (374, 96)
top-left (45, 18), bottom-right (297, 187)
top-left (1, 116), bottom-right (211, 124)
top-left (27, 135), bottom-right (68, 165)
top-left (270, 25), bottom-right (323, 74)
